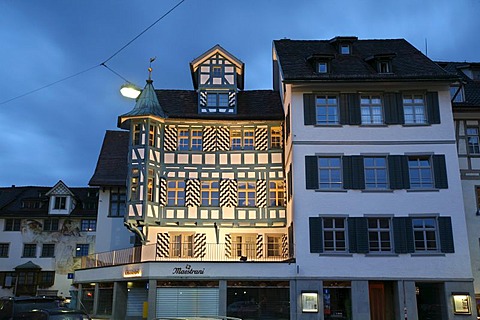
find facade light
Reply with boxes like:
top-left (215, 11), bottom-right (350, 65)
top-left (120, 83), bottom-right (142, 99)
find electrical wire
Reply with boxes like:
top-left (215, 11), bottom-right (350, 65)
top-left (0, 0), bottom-right (186, 106)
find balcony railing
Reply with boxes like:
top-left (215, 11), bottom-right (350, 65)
top-left (79, 243), bottom-right (291, 269)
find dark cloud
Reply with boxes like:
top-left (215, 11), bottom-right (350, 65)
top-left (1, 0), bottom-right (479, 186)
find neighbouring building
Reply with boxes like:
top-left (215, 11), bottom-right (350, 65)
top-left (73, 38), bottom-right (476, 320)
top-left (438, 61), bottom-right (480, 316)
top-left (0, 181), bottom-right (98, 298)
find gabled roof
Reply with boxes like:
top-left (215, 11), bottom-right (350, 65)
top-left (45, 180), bottom-right (75, 197)
top-left (89, 130), bottom-right (129, 187)
top-left (15, 261), bottom-right (42, 270)
top-left (273, 38), bottom-right (457, 82)
top-left (189, 44), bottom-right (245, 90)
top-left (436, 61), bottom-right (480, 108)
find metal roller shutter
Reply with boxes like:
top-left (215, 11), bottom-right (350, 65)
top-left (127, 288), bottom-right (148, 318)
top-left (156, 287), bottom-right (219, 318)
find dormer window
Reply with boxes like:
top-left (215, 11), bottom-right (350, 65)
top-left (450, 85), bottom-right (464, 103)
top-left (378, 61), bottom-right (392, 74)
top-left (340, 44), bottom-right (350, 55)
top-left (54, 196), bottom-right (66, 210)
top-left (317, 62), bottom-right (328, 73)
top-left (207, 92), bottom-right (229, 107)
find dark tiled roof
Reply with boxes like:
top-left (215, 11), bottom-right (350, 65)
top-left (155, 89), bottom-right (284, 120)
top-left (0, 186), bottom-right (98, 218)
top-left (274, 38), bottom-right (457, 82)
top-left (436, 61), bottom-right (480, 108)
top-left (119, 80), bottom-right (166, 119)
top-left (89, 130), bottom-right (129, 187)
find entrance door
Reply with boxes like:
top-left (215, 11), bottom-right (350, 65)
top-left (369, 282), bottom-right (385, 320)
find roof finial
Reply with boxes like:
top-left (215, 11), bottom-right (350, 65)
top-left (148, 57), bottom-right (156, 81)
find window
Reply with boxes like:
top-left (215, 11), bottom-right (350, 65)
top-left (269, 180), bottom-right (285, 206)
top-left (378, 61), bottom-right (391, 73)
top-left (178, 128), bottom-right (203, 151)
top-left (267, 235), bottom-right (282, 257)
top-left (360, 95), bottom-right (383, 124)
top-left (212, 66), bottom-right (222, 77)
top-left (201, 181), bottom-right (219, 206)
top-left (270, 126), bottom-right (283, 149)
top-left (476, 187), bottom-right (480, 211)
top-left (167, 180), bottom-right (185, 206)
top-left (4, 218), bottom-right (21, 231)
top-left (232, 234), bottom-right (256, 259)
top-left (81, 219), bottom-right (96, 232)
top-left (54, 196), bottom-right (66, 210)
top-left (412, 218), bottom-right (438, 251)
top-left (41, 244), bottom-right (55, 257)
top-left (170, 233), bottom-right (193, 258)
top-left (207, 93), bottom-right (229, 107)
top-left (340, 44), bottom-right (350, 54)
top-left (147, 169), bottom-right (154, 202)
top-left (231, 129), bottom-right (254, 150)
top-left (130, 168), bottom-right (139, 201)
top-left (238, 181), bottom-right (256, 207)
top-left (109, 187), bottom-right (126, 217)
top-left (364, 157), bottom-right (388, 189)
top-left (403, 94), bottom-right (427, 124)
top-left (0, 243), bottom-right (9, 257)
top-left (318, 157), bottom-right (342, 190)
top-left (317, 61), bottom-right (328, 73)
top-left (76, 244), bottom-right (90, 257)
top-left (133, 124), bottom-right (141, 145)
top-left (323, 217), bottom-right (347, 252)
top-left (43, 219), bottom-right (59, 231)
top-left (38, 271), bottom-right (55, 288)
top-left (148, 124), bottom-right (155, 147)
top-left (23, 244), bottom-right (36, 258)
top-left (408, 156), bottom-right (433, 189)
top-left (450, 85), bottom-right (464, 103)
top-left (466, 128), bottom-right (480, 154)
top-left (315, 95), bottom-right (339, 125)
top-left (368, 218), bottom-right (392, 252)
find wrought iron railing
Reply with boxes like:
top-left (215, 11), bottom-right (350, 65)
top-left (79, 243), bottom-right (290, 268)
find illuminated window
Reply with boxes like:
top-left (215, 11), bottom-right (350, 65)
top-left (168, 180), bottom-right (185, 206)
top-left (271, 127), bottom-right (282, 149)
top-left (232, 234), bottom-right (256, 259)
top-left (130, 169), bottom-right (139, 201)
top-left (133, 124), bottom-right (141, 145)
top-left (238, 181), bottom-right (256, 207)
top-left (147, 169), bottom-right (154, 202)
top-left (267, 235), bottom-right (282, 257)
top-left (148, 125), bottom-right (155, 147)
top-left (201, 181), bottom-right (219, 206)
top-left (269, 181), bottom-right (285, 206)
top-left (170, 233), bottom-right (193, 258)
top-left (76, 244), bottom-right (89, 257)
top-left (81, 219), bottom-right (96, 232)
top-left (231, 129), bottom-right (255, 150)
top-left (178, 128), bottom-right (202, 151)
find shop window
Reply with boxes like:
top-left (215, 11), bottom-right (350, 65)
top-left (323, 281), bottom-right (352, 320)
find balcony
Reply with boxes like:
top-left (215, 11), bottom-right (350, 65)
top-left (79, 243), bottom-right (291, 269)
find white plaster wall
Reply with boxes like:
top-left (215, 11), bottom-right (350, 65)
top-left (95, 189), bottom-right (133, 253)
top-left (462, 179), bottom-right (480, 293)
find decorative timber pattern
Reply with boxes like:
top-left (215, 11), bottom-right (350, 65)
top-left (203, 126), bottom-right (217, 152)
top-left (164, 125), bottom-right (177, 151)
top-left (219, 179), bottom-right (238, 207)
top-left (254, 127), bottom-right (269, 151)
top-left (159, 178), bottom-right (167, 206)
top-left (256, 234), bottom-right (263, 258)
top-left (282, 234), bottom-right (289, 258)
top-left (225, 234), bottom-right (232, 258)
top-left (156, 233), bottom-right (170, 258)
top-left (228, 91), bottom-right (236, 107)
top-left (199, 91), bottom-right (208, 108)
top-left (217, 126), bottom-right (230, 151)
top-left (256, 179), bottom-right (267, 207)
top-left (185, 179), bottom-right (201, 207)
top-left (193, 233), bottom-right (207, 258)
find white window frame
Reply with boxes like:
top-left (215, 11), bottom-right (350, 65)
top-left (322, 217), bottom-right (347, 252)
top-left (408, 156), bottom-right (433, 189)
top-left (360, 95), bottom-right (384, 125)
top-left (318, 157), bottom-right (342, 190)
top-left (367, 218), bottom-right (392, 252)
top-left (412, 217), bottom-right (438, 252)
top-left (315, 95), bottom-right (339, 125)
top-left (364, 157), bottom-right (388, 189)
top-left (403, 94), bottom-right (427, 124)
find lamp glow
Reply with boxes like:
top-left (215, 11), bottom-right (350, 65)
top-left (120, 83), bottom-right (142, 99)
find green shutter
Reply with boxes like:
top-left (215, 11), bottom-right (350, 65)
top-left (384, 92), bottom-right (402, 124)
top-left (339, 94), bottom-right (349, 125)
top-left (397, 93), bottom-right (405, 124)
top-left (343, 156), bottom-right (364, 190)
top-left (433, 155), bottom-right (448, 189)
top-left (303, 94), bottom-right (316, 125)
top-left (305, 156), bottom-right (319, 190)
top-left (287, 164), bottom-right (293, 200)
top-left (343, 156), bottom-right (353, 189)
top-left (438, 217), bottom-right (454, 253)
top-left (340, 93), bottom-right (360, 125)
top-left (388, 155), bottom-right (410, 189)
top-left (309, 217), bottom-right (323, 253)
top-left (426, 92), bottom-right (440, 124)
top-left (393, 217), bottom-right (414, 253)
top-left (348, 217), bottom-right (369, 253)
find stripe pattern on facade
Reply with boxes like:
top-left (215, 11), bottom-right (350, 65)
top-left (199, 91), bottom-right (207, 108)
top-left (225, 234), bottom-right (232, 258)
top-left (185, 179), bottom-right (201, 207)
top-left (282, 234), bottom-right (289, 258)
top-left (255, 127), bottom-right (269, 151)
top-left (164, 125), bottom-right (177, 151)
top-left (256, 234), bottom-right (263, 258)
top-left (156, 233), bottom-right (170, 258)
top-left (228, 91), bottom-right (236, 107)
top-left (219, 179), bottom-right (238, 207)
top-left (256, 179), bottom-right (267, 207)
top-left (159, 177), bottom-right (167, 206)
top-left (203, 126), bottom-right (217, 152)
top-left (193, 233), bottom-right (207, 258)
top-left (217, 127), bottom-right (230, 151)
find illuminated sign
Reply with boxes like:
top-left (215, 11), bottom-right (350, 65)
top-left (172, 264), bottom-right (205, 275)
top-left (123, 268), bottom-right (142, 278)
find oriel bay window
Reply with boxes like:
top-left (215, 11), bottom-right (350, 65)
top-left (305, 154), bottom-right (448, 190)
top-left (309, 216), bottom-right (454, 254)
top-left (130, 168), bottom-right (139, 201)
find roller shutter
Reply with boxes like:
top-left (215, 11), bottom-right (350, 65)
top-left (156, 287), bottom-right (219, 318)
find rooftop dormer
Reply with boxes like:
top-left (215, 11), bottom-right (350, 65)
top-left (329, 36), bottom-right (358, 55)
top-left (45, 180), bottom-right (76, 215)
top-left (365, 53), bottom-right (397, 74)
top-left (190, 45), bottom-right (245, 114)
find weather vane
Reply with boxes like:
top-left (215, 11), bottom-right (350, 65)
top-left (148, 57), bottom-right (156, 80)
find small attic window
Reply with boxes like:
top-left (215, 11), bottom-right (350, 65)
top-left (317, 61), bottom-right (328, 73)
top-left (340, 44), bottom-right (350, 55)
top-left (378, 61), bottom-right (392, 74)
